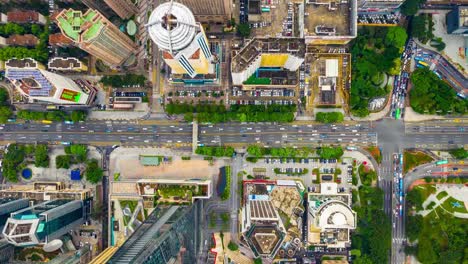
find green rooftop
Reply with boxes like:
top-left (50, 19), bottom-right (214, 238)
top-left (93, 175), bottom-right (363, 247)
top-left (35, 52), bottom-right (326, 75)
top-left (57, 9), bottom-right (101, 42)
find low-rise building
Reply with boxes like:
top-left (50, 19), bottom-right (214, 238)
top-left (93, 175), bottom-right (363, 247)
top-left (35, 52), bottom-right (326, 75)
top-left (307, 183), bottom-right (356, 249)
top-left (230, 38), bottom-right (305, 105)
top-left (5, 58), bottom-right (96, 106)
top-left (5, 34), bottom-right (39, 47)
top-left (48, 33), bottom-right (74, 47)
top-left (7, 10), bottom-right (46, 24)
top-left (48, 57), bottom-right (88, 72)
top-left (0, 182), bottom-right (93, 201)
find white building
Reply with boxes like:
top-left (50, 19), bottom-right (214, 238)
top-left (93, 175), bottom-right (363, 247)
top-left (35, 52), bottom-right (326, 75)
top-left (5, 58), bottom-right (94, 105)
top-left (307, 183), bottom-right (356, 248)
top-left (147, 1), bottom-right (214, 78)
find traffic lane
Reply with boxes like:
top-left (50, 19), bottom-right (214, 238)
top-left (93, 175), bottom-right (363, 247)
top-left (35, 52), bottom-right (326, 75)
top-left (198, 133), bottom-right (377, 146)
top-left (404, 134), bottom-right (466, 146)
top-left (1, 131), bottom-right (192, 143)
top-left (405, 124), bottom-right (467, 133)
top-left (202, 123), bottom-right (372, 134)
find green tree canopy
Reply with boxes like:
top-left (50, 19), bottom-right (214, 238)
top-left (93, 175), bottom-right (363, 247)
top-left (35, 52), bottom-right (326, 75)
top-left (34, 144), bottom-right (49, 167)
top-left (385, 26), bottom-right (408, 50)
top-left (449, 148), bottom-right (468, 159)
top-left (85, 159), bottom-right (103, 184)
top-left (237, 23), bottom-right (251, 37)
top-left (56, 155), bottom-right (72, 169)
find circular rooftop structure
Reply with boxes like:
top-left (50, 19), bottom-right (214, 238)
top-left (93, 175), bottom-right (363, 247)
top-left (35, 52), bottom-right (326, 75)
top-left (147, 2), bottom-right (198, 52)
top-left (332, 212), bottom-right (346, 225)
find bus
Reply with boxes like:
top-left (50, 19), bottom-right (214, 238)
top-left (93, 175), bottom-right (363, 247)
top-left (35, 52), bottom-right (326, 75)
top-left (418, 61), bottom-right (429, 67)
top-left (414, 56), bottom-right (424, 61)
top-left (60, 142), bottom-right (71, 146)
top-left (435, 160), bottom-right (448, 165)
top-left (395, 108), bottom-right (401, 120)
top-left (64, 120), bottom-right (74, 125)
top-left (42, 120), bottom-right (52, 124)
top-left (399, 154), bottom-right (403, 165)
top-left (457, 92), bottom-right (466, 99)
top-left (433, 70), bottom-right (442, 79)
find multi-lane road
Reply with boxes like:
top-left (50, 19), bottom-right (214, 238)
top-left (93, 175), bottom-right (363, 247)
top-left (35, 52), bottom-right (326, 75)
top-left (1, 120), bottom-right (465, 148)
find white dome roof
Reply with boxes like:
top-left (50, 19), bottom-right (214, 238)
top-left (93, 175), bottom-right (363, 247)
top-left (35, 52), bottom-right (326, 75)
top-left (332, 213), bottom-right (346, 225)
top-left (147, 2), bottom-right (198, 52)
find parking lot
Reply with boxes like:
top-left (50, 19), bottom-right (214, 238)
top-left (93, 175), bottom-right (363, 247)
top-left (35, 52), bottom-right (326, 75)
top-left (242, 157), bottom-right (356, 190)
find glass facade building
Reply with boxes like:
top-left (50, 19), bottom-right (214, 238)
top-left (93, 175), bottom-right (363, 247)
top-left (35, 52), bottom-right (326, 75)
top-left (2, 199), bottom-right (90, 246)
top-left (108, 202), bottom-right (202, 264)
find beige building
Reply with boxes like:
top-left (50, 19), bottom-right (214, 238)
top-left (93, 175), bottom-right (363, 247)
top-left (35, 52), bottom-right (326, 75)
top-left (163, 0), bottom-right (233, 24)
top-left (55, 9), bottom-right (137, 67)
top-left (104, 0), bottom-right (138, 19)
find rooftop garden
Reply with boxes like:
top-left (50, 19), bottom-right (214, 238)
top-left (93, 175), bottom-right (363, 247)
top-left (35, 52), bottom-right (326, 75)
top-left (243, 74), bottom-right (271, 85)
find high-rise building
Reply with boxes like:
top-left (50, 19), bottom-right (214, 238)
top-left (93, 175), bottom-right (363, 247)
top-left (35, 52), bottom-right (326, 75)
top-left (104, 0), bottom-right (138, 19)
top-left (147, 2), bottom-right (214, 78)
top-left (81, 0), bottom-right (114, 18)
top-left (2, 199), bottom-right (90, 246)
top-left (0, 198), bottom-right (30, 232)
top-left (107, 203), bottom-right (202, 263)
top-left (163, 0), bottom-right (233, 24)
top-left (55, 9), bottom-right (137, 67)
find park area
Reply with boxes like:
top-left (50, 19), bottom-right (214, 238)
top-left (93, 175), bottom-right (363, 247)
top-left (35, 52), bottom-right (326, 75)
top-left (405, 184), bottom-right (468, 264)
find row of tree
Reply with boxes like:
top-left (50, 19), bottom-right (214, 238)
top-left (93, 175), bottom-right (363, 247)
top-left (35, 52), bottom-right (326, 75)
top-left (17, 110), bottom-right (87, 122)
top-left (0, 23), bottom-right (44, 37)
top-left (410, 68), bottom-right (467, 115)
top-left (100, 74), bottom-right (146, 88)
top-left (0, 88), bottom-right (13, 123)
top-left (351, 186), bottom-right (391, 264)
top-left (195, 146), bottom-right (235, 157)
top-left (167, 103), bottom-right (296, 123)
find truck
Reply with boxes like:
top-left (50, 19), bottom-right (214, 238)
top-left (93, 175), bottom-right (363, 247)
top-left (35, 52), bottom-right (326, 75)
top-left (346, 146), bottom-right (357, 151)
top-left (42, 120), bottom-right (52, 124)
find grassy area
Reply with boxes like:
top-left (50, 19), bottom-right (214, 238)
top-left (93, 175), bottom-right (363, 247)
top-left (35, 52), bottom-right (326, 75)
top-left (365, 146), bottom-right (382, 164)
top-left (440, 196), bottom-right (468, 214)
top-left (114, 173), bottom-right (120, 181)
top-left (436, 190), bottom-right (448, 200)
top-left (403, 151), bottom-right (434, 173)
top-left (243, 74), bottom-right (271, 85)
top-left (120, 200), bottom-right (138, 213)
top-left (425, 201), bottom-right (436, 210)
top-left (415, 184), bottom-right (437, 201)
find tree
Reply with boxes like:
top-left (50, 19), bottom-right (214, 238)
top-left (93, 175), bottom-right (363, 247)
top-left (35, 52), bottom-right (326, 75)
top-left (449, 148), bottom-right (468, 160)
top-left (401, 0), bottom-right (425, 16)
top-left (353, 255), bottom-right (373, 264)
top-left (247, 145), bottom-right (264, 157)
top-left (317, 146), bottom-right (344, 159)
top-left (227, 241), bottom-right (239, 251)
top-left (56, 155), bottom-right (72, 169)
top-left (70, 111), bottom-right (87, 122)
top-left (410, 68), bottom-right (467, 115)
top-left (85, 159), bottom-right (103, 184)
top-left (70, 144), bottom-right (88, 162)
top-left (254, 258), bottom-right (263, 264)
top-left (385, 26), bottom-right (408, 50)
top-left (237, 23), bottom-right (251, 37)
top-left (34, 144), bottom-right (49, 167)
top-left (0, 106), bottom-right (12, 123)
top-left (0, 88), bottom-right (9, 105)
